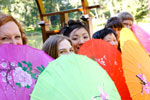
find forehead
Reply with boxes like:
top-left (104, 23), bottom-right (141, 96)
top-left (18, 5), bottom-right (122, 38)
top-left (104, 33), bottom-right (116, 39)
top-left (122, 20), bottom-right (133, 24)
top-left (0, 21), bottom-right (20, 36)
top-left (69, 27), bottom-right (89, 37)
top-left (113, 27), bottom-right (122, 31)
top-left (58, 39), bottom-right (72, 49)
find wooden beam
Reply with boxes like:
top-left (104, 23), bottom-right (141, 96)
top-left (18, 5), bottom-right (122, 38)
top-left (46, 30), bottom-right (60, 35)
top-left (42, 5), bottom-right (100, 17)
top-left (35, 0), bottom-right (100, 42)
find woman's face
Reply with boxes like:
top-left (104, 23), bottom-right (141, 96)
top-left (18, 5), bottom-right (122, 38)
top-left (122, 20), bottom-right (133, 29)
top-left (103, 33), bottom-right (118, 48)
top-left (0, 21), bottom-right (23, 45)
top-left (58, 39), bottom-right (74, 57)
top-left (113, 28), bottom-right (122, 42)
top-left (69, 27), bottom-right (90, 53)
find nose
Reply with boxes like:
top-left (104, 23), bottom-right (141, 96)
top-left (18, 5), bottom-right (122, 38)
top-left (79, 38), bottom-right (86, 45)
top-left (126, 25), bottom-right (132, 29)
top-left (110, 41), bottom-right (118, 48)
top-left (66, 51), bottom-right (73, 55)
top-left (110, 41), bottom-right (115, 45)
top-left (9, 39), bottom-right (17, 45)
top-left (126, 25), bottom-right (130, 28)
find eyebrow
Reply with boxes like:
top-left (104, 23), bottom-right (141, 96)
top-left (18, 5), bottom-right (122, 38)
top-left (58, 49), bottom-right (66, 51)
top-left (73, 33), bottom-right (88, 37)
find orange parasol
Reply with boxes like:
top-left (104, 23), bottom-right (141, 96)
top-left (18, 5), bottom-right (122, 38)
top-left (121, 40), bottom-right (150, 99)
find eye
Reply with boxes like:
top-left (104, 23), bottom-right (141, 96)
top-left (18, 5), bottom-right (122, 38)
top-left (70, 48), bottom-right (74, 52)
top-left (72, 37), bottom-right (78, 41)
top-left (15, 35), bottom-right (21, 39)
top-left (123, 23), bottom-right (129, 26)
top-left (59, 51), bottom-right (65, 54)
top-left (106, 40), bottom-right (111, 42)
top-left (83, 36), bottom-right (89, 39)
top-left (113, 38), bottom-right (117, 42)
top-left (59, 50), bottom-right (67, 54)
top-left (1, 37), bottom-right (9, 40)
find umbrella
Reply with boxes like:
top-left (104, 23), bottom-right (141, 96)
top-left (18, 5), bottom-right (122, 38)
top-left (31, 54), bottom-right (121, 100)
top-left (121, 40), bottom-right (150, 100)
top-left (120, 28), bottom-right (148, 54)
top-left (0, 44), bottom-right (54, 100)
top-left (78, 39), bottom-right (132, 100)
top-left (131, 24), bottom-right (150, 53)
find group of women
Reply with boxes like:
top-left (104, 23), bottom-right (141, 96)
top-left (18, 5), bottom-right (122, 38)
top-left (0, 12), bottom-right (134, 55)
top-left (42, 12), bottom-right (134, 58)
top-left (0, 12), bottom-right (135, 99)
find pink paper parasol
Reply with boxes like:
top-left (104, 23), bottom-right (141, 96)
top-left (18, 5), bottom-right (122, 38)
top-left (131, 24), bottom-right (150, 53)
top-left (0, 44), bottom-right (54, 100)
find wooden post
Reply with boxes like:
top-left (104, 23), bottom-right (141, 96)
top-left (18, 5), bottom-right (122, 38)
top-left (81, 15), bottom-right (93, 38)
top-left (60, 13), bottom-right (69, 27)
top-left (81, 0), bottom-right (93, 38)
top-left (81, 0), bottom-right (90, 14)
top-left (35, 0), bottom-right (49, 42)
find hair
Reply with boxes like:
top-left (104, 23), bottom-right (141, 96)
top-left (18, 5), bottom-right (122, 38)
top-left (117, 12), bottom-right (134, 22)
top-left (105, 17), bottom-right (123, 29)
top-left (0, 13), bottom-right (27, 44)
top-left (42, 35), bottom-right (73, 59)
top-left (60, 19), bottom-right (89, 37)
top-left (92, 28), bottom-right (117, 39)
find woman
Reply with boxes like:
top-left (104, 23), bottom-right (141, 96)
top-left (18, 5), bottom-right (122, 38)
top-left (42, 35), bottom-right (74, 59)
top-left (0, 13), bottom-right (27, 45)
top-left (60, 20), bottom-right (90, 53)
top-left (105, 16), bottom-right (123, 42)
top-left (117, 12), bottom-right (133, 29)
top-left (92, 28), bottom-right (118, 48)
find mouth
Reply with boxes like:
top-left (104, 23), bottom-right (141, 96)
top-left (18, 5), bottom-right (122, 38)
top-left (76, 46), bottom-right (81, 53)
top-left (76, 46), bottom-right (80, 51)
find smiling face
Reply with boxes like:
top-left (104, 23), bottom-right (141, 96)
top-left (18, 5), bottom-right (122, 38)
top-left (58, 39), bottom-right (74, 57)
top-left (103, 33), bottom-right (118, 48)
top-left (69, 27), bottom-right (90, 53)
top-left (0, 21), bottom-right (23, 45)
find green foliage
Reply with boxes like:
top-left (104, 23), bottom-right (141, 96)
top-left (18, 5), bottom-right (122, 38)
top-left (1, 0), bottom-right (150, 49)
top-left (27, 35), bottom-right (43, 49)
top-left (134, 0), bottom-right (149, 22)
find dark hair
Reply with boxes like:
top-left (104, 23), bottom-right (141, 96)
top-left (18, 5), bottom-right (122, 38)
top-left (105, 17), bottom-right (123, 29)
top-left (60, 20), bottom-right (89, 37)
top-left (92, 28), bottom-right (117, 39)
top-left (118, 12), bottom-right (134, 22)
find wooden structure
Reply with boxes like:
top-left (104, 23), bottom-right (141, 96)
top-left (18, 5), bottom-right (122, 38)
top-left (35, 0), bottom-right (100, 42)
